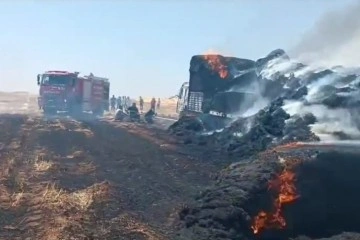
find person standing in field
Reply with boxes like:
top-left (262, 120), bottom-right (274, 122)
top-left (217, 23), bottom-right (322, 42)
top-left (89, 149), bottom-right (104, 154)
top-left (110, 95), bottom-right (116, 112)
top-left (150, 97), bottom-right (156, 111)
top-left (157, 98), bottom-right (161, 109)
top-left (117, 96), bottom-right (122, 110)
top-left (139, 96), bottom-right (144, 112)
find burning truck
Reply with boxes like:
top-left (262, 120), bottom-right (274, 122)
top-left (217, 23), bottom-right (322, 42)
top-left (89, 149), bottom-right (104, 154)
top-left (176, 53), bottom-right (284, 129)
top-left (37, 71), bottom-right (110, 116)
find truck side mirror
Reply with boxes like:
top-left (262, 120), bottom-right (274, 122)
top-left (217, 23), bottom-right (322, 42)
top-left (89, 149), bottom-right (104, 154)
top-left (72, 78), bottom-right (76, 86)
top-left (37, 74), bottom-right (40, 85)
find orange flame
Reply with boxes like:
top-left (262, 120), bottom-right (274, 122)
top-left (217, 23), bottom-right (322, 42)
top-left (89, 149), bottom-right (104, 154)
top-left (251, 161), bottom-right (300, 234)
top-left (202, 52), bottom-right (228, 79)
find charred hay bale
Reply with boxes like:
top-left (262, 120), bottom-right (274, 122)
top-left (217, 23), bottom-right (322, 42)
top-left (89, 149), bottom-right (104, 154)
top-left (284, 151), bottom-right (360, 239)
top-left (176, 149), bottom-right (360, 240)
top-left (168, 116), bottom-right (204, 137)
top-left (210, 98), bottom-right (291, 158)
top-left (321, 91), bottom-right (360, 109)
top-left (258, 78), bottom-right (286, 101)
top-left (255, 49), bottom-right (290, 73)
top-left (286, 86), bottom-right (308, 100)
top-left (176, 154), bottom-right (282, 240)
top-left (302, 69), bottom-right (334, 85)
top-left (292, 232), bottom-right (360, 240)
top-left (286, 77), bottom-right (302, 90)
top-left (281, 114), bottom-right (319, 144)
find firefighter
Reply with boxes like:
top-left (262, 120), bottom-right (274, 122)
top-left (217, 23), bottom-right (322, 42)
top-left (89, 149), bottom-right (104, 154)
top-left (144, 108), bottom-right (155, 123)
top-left (157, 98), bottom-right (161, 109)
top-left (110, 95), bottom-right (116, 112)
top-left (128, 102), bottom-right (140, 121)
top-left (122, 96), bottom-right (128, 109)
top-left (139, 96), bottom-right (144, 112)
top-left (150, 97), bottom-right (156, 111)
top-left (117, 96), bottom-right (122, 110)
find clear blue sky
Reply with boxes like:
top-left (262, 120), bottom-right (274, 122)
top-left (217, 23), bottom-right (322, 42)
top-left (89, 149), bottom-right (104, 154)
top-left (0, 0), bottom-right (355, 97)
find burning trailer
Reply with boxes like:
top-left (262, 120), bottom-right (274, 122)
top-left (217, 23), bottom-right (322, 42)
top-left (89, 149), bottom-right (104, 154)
top-left (175, 52), bottom-right (286, 131)
top-left (177, 54), bottom-right (259, 118)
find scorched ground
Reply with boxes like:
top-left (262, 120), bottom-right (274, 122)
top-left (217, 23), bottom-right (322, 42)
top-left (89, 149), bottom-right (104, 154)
top-left (0, 108), bottom-right (217, 239)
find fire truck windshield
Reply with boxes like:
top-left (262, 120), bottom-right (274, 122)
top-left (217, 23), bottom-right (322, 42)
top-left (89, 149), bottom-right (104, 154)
top-left (41, 75), bottom-right (71, 85)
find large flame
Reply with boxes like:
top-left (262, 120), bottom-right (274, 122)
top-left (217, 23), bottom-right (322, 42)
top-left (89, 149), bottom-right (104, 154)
top-left (202, 50), bottom-right (228, 79)
top-left (251, 160), bottom-right (300, 234)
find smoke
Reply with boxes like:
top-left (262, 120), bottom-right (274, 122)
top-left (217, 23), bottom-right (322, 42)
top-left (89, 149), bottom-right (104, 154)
top-left (230, 74), bottom-right (270, 118)
top-left (283, 100), bottom-right (360, 141)
top-left (290, 1), bottom-right (360, 67)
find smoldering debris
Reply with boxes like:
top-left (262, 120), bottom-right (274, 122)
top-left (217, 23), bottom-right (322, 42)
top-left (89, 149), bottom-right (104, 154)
top-left (176, 149), bottom-right (360, 240)
top-left (173, 43), bottom-right (360, 239)
top-left (170, 47), bottom-right (360, 159)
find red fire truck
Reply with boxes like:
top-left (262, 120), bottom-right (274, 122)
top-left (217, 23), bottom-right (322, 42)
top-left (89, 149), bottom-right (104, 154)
top-left (37, 70), bottom-right (110, 115)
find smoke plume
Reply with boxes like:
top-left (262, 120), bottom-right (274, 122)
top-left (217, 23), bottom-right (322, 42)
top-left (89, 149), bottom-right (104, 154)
top-left (290, 1), bottom-right (360, 67)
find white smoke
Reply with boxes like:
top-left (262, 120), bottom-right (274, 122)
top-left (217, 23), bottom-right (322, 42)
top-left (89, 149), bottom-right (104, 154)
top-left (259, 57), bottom-right (295, 79)
top-left (230, 76), bottom-right (270, 118)
top-left (259, 55), bottom-right (325, 82)
top-left (283, 99), bottom-right (360, 141)
top-left (290, 1), bottom-right (360, 67)
top-left (241, 95), bottom-right (268, 117)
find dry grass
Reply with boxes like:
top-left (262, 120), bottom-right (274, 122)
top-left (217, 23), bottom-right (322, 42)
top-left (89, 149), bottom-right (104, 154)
top-left (34, 160), bottom-right (53, 172)
top-left (38, 181), bottom-right (112, 239)
top-left (33, 153), bottom-right (57, 173)
top-left (11, 192), bottom-right (24, 207)
top-left (75, 161), bottom-right (96, 174)
top-left (41, 181), bottom-right (111, 211)
top-left (103, 213), bottom-right (167, 240)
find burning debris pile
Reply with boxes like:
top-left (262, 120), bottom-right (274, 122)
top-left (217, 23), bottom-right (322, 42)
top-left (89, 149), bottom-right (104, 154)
top-left (173, 49), bottom-right (360, 240)
top-left (170, 48), bottom-right (360, 156)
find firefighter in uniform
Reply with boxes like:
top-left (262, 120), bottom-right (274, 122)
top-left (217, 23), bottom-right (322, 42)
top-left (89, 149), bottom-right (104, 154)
top-left (139, 96), bottom-right (144, 112)
top-left (150, 97), bottom-right (156, 111)
top-left (110, 95), bottom-right (116, 112)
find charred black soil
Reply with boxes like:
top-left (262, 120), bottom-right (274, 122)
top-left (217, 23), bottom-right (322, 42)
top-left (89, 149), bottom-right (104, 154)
top-left (0, 114), bottom-right (218, 240)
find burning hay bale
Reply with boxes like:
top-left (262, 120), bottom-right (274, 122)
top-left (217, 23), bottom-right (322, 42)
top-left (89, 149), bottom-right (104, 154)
top-left (176, 149), bottom-right (360, 240)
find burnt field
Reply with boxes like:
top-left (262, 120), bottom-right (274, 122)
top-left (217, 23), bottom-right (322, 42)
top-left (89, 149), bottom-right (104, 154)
top-left (0, 110), bottom-right (217, 240)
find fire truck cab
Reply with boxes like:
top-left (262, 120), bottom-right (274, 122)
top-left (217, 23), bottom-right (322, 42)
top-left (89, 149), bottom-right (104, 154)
top-left (37, 70), bottom-right (109, 116)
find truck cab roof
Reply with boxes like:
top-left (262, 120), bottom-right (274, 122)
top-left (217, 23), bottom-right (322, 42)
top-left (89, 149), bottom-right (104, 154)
top-left (44, 71), bottom-right (78, 76)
